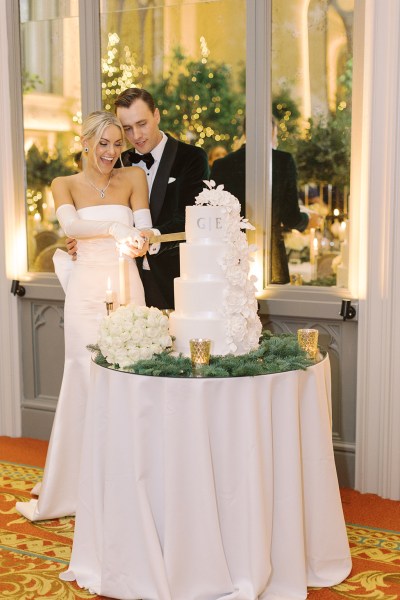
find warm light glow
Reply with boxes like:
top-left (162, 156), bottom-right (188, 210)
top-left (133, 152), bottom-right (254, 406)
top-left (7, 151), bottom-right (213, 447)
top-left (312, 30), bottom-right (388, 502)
top-left (6, 223), bottom-right (28, 280)
top-left (250, 252), bottom-right (264, 294)
top-left (106, 276), bottom-right (113, 303)
top-left (118, 249), bottom-right (127, 306)
top-left (327, 36), bottom-right (347, 111)
top-left (333, 208), bottom-right (340, 217)
top-left (118, 244), bottom-right (127, 257)
top-left (301, 0), bottom-right (312, 119)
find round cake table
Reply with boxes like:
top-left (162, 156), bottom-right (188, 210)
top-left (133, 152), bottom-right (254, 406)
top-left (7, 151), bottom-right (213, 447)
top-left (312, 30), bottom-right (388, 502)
top-left (61, 355), bottom-right (351, 600)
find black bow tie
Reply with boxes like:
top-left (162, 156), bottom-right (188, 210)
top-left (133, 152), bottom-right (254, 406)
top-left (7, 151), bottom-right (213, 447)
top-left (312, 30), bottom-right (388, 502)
top-left (130, 151), bottom-right (155, 170)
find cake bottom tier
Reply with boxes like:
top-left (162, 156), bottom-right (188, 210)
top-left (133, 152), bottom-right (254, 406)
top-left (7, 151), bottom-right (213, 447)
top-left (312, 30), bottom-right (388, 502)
top-left (169, 313), bottom-right (230, 356)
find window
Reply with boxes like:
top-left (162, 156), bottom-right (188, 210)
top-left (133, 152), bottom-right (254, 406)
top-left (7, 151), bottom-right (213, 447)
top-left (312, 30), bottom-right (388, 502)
top-left (20, 0), bottom-right (81, 272)
top-left (271, 0), bottom-right (353, 288)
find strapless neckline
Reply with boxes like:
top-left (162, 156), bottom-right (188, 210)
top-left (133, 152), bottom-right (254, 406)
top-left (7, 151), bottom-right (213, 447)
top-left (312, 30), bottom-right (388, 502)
top-left (77, 204), bottom-right (131, 213)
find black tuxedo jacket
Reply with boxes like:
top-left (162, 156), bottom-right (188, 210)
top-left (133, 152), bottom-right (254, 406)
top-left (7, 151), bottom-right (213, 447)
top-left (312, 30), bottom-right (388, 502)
top-left (210, 145), bottom-right (246, 217)
top-left (271, 149), bottom-right (308, 284)
top-left (121, 134), bottom-right (209, 307)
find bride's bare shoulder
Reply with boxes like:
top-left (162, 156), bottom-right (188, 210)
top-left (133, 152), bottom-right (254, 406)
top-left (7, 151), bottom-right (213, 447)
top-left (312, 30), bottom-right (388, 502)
top-left (51, 172), bottom-right (81, 191)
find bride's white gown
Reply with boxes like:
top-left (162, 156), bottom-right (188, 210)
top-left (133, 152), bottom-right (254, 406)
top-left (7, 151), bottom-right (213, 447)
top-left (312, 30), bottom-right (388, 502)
top-left (16, 205), bottom-right (145, 521)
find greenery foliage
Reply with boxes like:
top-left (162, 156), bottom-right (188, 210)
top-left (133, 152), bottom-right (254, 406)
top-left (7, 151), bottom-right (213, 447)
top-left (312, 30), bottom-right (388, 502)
top-left (22, 70), bottom-right (43, 94)
top-left (273, 57), bottom-right (353, 188)
top-left (26, 144), bottom-right (76, 189)
top-left (148, 47), bottom-right (245, 151)
top-left (272, 86), bottom-right (301, 153)
top-left (304, 275), bottom-right (337, 287)
top-left (88, 331), bottom-right (316, 378)
top-left (101, 34), bottom-right (245, 151)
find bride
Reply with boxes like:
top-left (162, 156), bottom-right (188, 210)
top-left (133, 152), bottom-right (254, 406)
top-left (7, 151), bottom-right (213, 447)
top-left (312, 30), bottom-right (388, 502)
top-left (16, 110), bottom-right (152, 521)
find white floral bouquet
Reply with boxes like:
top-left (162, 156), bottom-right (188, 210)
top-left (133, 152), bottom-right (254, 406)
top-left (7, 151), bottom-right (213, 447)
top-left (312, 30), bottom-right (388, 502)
top-left (195, 181), bottom-right (262, 354)
top-left (97, 304), bottom-right (172, 369)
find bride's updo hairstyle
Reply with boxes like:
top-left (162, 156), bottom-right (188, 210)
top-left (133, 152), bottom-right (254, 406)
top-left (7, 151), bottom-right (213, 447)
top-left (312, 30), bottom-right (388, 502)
top-left (81, 111), bottom-right (125, 169)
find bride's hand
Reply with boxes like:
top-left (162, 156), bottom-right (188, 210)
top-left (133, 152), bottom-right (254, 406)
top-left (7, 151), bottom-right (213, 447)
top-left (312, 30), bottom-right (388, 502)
top-left (109, 223), bottom-right (145, 248)
top-left (118, 238), bottom-right (150, 259)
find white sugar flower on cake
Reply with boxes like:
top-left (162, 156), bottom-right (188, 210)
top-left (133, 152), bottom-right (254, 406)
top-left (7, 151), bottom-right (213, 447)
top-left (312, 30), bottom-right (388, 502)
top-left (195, 180), bottom-right (262, 354)
top-left (195, 180), bottom-right (255, 228)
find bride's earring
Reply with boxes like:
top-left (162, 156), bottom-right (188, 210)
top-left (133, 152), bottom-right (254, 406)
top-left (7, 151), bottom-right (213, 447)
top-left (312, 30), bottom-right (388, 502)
top-left (84, 147), bottom-right (89, 153)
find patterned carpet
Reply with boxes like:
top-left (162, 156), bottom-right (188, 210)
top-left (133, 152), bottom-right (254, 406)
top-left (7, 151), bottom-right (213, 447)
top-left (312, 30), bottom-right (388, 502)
top-left (0, 460), bottom-right (98, 599)
top-left (1, 437), bottom-right (400, 599)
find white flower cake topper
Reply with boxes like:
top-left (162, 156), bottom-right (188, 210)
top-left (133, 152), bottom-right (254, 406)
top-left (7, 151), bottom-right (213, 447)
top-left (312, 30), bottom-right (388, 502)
top-left (195, 180), bottom-right (262, 354)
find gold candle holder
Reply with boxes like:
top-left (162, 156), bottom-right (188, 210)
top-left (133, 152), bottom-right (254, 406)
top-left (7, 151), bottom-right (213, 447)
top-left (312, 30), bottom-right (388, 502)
top-left (297, 328), bottom-right (319, 360)
top-left (190, 338), bottom-right (211, 375)
top-left (105, 301), bottom-right (114, 316)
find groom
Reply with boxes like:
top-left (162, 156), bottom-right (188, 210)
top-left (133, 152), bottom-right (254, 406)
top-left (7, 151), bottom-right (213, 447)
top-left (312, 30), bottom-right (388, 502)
top-left (114, 87), bottom-right (209, 309)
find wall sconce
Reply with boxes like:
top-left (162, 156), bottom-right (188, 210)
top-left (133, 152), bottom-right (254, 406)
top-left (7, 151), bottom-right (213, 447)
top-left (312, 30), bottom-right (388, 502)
top-left (10, 279), bottom-right (26, 297)
top-left (339, 299), bottom-right (356, 321)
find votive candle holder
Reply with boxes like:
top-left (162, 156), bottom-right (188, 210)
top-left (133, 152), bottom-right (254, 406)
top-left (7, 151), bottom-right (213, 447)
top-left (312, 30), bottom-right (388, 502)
top-left (297, 328), bottom-right (319, 360)
top-left (190, 338), bottom-right (211, 374)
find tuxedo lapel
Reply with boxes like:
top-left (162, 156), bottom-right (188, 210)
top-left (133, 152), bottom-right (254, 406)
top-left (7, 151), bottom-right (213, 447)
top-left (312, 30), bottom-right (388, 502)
top-left (150, 135), bottom-right (178, 224)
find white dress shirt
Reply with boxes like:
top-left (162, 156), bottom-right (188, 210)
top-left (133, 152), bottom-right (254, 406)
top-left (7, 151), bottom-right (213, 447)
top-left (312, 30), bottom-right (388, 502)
top-left (134, 132), bottom-right (168, 267)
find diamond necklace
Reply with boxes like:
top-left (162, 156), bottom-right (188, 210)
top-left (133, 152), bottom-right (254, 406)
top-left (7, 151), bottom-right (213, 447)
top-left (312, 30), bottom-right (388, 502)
top-left (85, 172), bottom-right (113, 199)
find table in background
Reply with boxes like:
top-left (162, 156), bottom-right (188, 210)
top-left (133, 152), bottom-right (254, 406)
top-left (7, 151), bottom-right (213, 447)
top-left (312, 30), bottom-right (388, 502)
top-left (62, 356), bottom-right (351, 600)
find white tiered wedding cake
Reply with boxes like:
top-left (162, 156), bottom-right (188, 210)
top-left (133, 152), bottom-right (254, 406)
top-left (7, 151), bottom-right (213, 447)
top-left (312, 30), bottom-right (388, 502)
top-left (169, 181), bottom-right (262, 356)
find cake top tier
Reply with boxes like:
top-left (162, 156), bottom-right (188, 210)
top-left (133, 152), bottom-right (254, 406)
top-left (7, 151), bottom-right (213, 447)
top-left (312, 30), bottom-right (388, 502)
top-left (185, 205), bottom-right (226, 243)
top-left (187, 180), bottom-right (254, 243)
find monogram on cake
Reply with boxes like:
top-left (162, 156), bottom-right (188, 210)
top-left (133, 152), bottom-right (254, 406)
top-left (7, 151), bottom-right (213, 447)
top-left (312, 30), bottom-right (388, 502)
top-left (169, 181), bottom-right (262, 356)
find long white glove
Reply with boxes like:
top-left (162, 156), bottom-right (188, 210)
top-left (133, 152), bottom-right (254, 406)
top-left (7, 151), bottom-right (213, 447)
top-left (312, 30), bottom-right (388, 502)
top-left (133, 208), bottom-right (161, 255)
top-left (133, 208), bottom-right (152, 230)
top-left (56, 204), bottom-right (145, 248)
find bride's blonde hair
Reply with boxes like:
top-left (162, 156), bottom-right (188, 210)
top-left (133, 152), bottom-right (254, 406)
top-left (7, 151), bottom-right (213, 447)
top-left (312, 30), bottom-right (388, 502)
top-left (81, 111), bottom-right (124, 166)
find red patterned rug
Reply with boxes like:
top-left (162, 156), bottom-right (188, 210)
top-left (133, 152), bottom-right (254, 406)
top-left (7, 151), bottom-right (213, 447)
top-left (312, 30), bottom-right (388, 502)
top-left (1, 437), bottom-right (400, 599)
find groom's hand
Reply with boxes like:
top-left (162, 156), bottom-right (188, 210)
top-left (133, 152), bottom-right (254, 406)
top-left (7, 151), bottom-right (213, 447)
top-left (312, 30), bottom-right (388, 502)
top-left (66, 237), bottom-right (78, 260)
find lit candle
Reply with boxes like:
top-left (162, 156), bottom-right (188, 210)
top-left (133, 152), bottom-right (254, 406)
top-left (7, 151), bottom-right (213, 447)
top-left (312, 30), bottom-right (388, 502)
top-left (338, 220), bottom-right (347, 242)
top-left (344, 186), bottom-right (348, 215)
top-left (118, 249), bottom-right (127, 306)
top-left (106, 276), bottom-right (113, 303)
top-left (330, 218), bottom-right (341, 238)
top-left (328, 184), bottom-right (333, 213)
top-left (33, 212), bottom-right (42, 231)
top-left (309, 228), bottom-right (316, 265)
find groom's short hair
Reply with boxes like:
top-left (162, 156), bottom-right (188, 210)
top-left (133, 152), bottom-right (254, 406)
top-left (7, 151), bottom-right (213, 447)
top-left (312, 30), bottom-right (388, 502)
top-left (114, 88), bottom-right (156, 114)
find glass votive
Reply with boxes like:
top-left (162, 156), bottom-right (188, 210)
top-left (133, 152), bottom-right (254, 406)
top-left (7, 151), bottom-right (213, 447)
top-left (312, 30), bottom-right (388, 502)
top-left (189, 338), bottom-right (211, 372)
top-left (297, 328), bottom-right (319, 359)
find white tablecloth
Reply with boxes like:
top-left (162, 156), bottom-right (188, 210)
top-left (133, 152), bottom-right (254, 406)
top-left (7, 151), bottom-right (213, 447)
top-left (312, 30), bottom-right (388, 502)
top-left (61, 356), bottom-right (351, 600)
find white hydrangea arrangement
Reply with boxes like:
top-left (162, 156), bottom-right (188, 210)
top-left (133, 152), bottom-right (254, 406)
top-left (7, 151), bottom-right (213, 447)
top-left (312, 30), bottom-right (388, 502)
top-left (97, 305), bottom-right (172, 369)
top-left (195, 180), bottom-right (262, 354)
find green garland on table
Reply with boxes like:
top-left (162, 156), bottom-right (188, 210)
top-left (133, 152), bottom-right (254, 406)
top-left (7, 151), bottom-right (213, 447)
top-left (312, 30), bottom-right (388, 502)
top-left (88, 330), bottom-right (316, 378)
